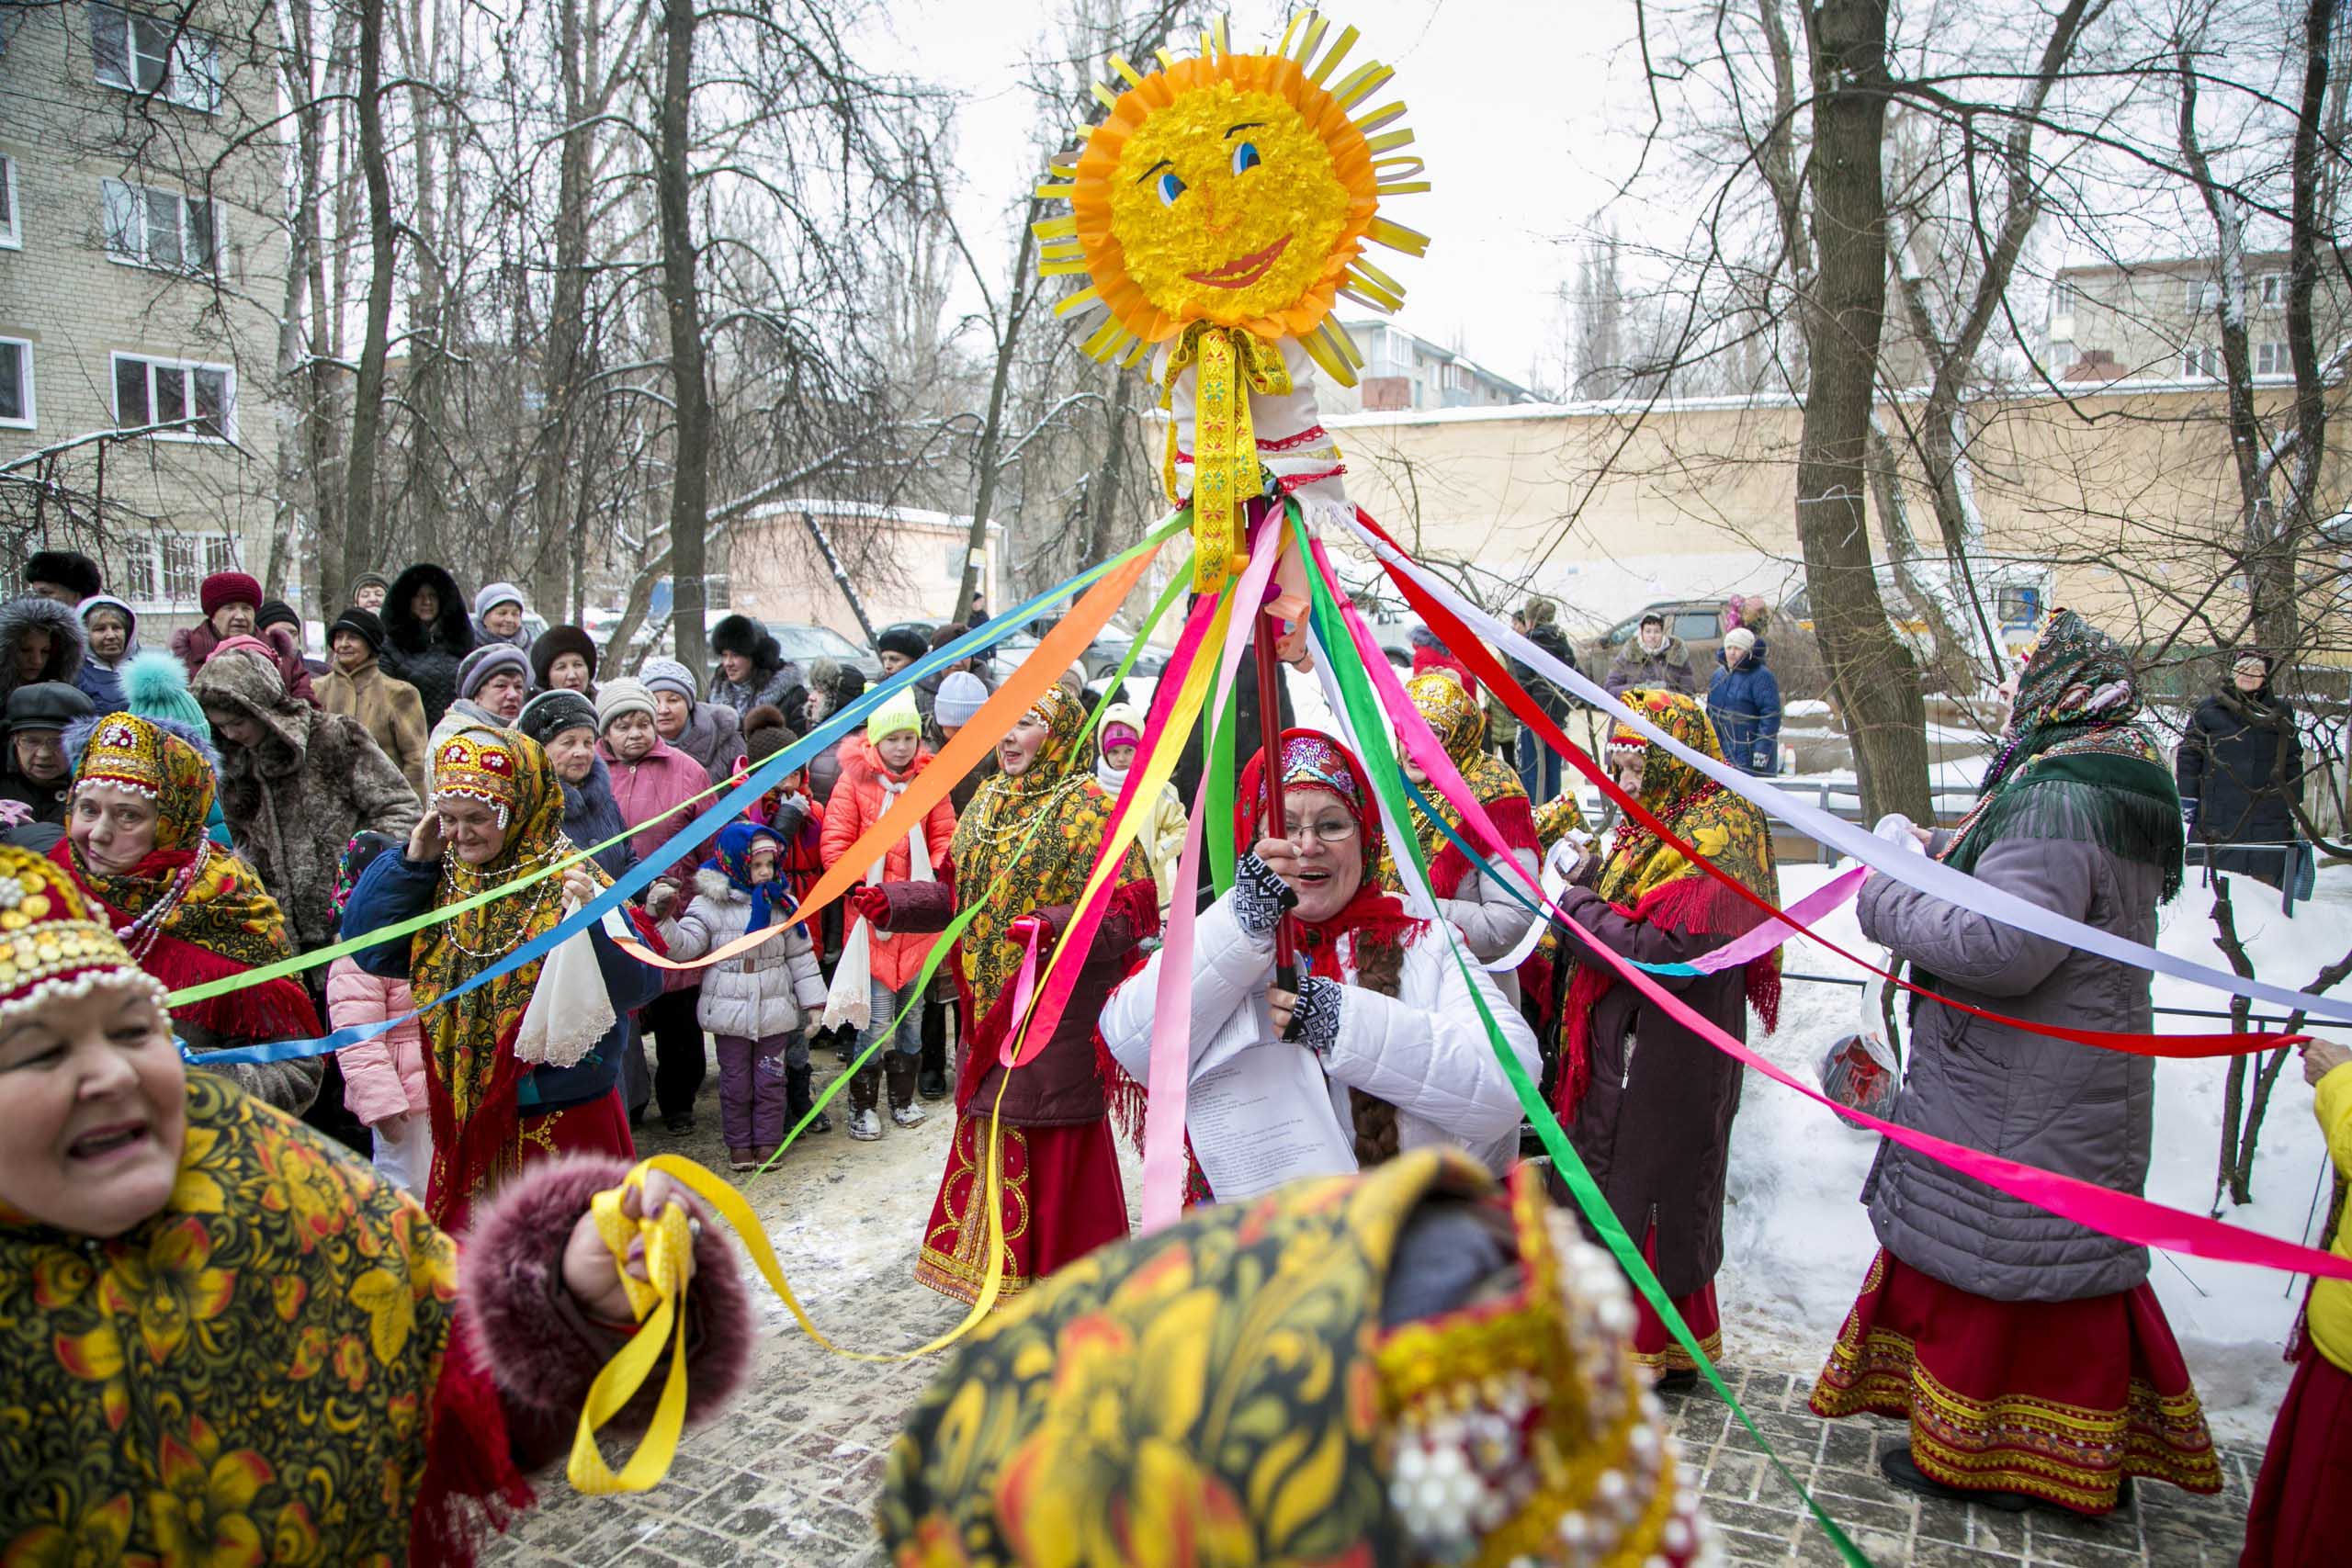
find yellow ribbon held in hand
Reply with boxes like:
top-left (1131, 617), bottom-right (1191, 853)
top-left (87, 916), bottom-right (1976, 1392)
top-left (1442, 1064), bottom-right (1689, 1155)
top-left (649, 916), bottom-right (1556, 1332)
top-left (1163, 321), bottom-right (1291, 594)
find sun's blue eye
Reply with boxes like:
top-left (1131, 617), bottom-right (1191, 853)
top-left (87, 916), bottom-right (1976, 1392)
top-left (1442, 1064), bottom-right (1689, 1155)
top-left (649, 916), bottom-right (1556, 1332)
top-left (1231, 141), bottom-right (1261, 175)
top-left (1156, 170), bottom-right (1187, 207)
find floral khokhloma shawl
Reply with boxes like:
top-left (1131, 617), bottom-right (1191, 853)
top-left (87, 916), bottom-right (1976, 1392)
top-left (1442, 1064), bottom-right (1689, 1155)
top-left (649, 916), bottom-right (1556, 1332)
top-left (0, 1074), bottom-right (526, 1565)
top-left (878, 1149), bottom-right (1706, 1568)
top-left (1557, 689), bottom-right (1780, 1116)
top-left (947, 684), bottom-right (1149, 1005)
top-left (412, 728), bottom-right (607, 1228)
top-left (1381, 669), bottom-right (1540, 900)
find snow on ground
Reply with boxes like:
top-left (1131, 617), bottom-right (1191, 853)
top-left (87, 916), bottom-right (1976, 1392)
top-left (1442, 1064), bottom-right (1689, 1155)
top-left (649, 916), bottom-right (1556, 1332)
top-left (1723, 860), bottom-right (2350, 1441)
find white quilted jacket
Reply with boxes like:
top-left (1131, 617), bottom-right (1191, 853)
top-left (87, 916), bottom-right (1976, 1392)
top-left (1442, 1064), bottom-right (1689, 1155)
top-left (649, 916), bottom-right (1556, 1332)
top-left (658, 870), bottom-right (830, 1040)
top-left (1102, 890), bottom-right (1540, 1191)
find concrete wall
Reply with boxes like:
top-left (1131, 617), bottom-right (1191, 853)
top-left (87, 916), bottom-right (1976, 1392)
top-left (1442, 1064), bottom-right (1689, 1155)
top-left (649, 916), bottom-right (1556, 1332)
top-left (0, 0), bottom-right (288, 631)
top-left (1321, 380), bottom-right (2346, 649)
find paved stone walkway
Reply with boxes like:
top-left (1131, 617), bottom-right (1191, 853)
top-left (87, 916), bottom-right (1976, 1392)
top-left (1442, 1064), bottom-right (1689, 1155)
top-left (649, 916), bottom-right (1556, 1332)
top-left (489, 1062), bottom-right (2261, 1567)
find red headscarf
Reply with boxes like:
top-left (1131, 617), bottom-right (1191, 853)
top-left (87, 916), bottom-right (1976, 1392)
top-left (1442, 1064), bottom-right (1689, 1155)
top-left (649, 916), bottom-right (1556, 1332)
top-left (1234, 729), bottom-right (1423, 980)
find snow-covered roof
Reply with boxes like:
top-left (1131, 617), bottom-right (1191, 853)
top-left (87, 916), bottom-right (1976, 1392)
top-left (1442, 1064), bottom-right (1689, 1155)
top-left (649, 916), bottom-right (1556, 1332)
top-left (742, 497), bottom-right (993, 532)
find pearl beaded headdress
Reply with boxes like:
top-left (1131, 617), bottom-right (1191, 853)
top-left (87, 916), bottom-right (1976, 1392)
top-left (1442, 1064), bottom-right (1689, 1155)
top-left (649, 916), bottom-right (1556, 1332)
top-left (0, 845), bottom-right (166, 1024)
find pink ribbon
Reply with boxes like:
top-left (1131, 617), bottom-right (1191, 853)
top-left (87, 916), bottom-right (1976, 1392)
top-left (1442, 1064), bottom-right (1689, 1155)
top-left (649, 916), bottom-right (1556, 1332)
top-left (1660, 865), bottom-right (1868, 977)
top-left (1308, 536), bottom-right (2352, 1286)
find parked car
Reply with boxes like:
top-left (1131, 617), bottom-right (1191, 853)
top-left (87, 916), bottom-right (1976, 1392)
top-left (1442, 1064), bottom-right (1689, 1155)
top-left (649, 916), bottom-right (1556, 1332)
top-left (766, 620), bottom-right (883, 682)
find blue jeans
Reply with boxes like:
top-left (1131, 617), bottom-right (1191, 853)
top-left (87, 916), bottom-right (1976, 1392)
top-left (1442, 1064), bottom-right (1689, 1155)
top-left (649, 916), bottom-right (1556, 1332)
top-left (1517, 727), bottom-right (1562, 802)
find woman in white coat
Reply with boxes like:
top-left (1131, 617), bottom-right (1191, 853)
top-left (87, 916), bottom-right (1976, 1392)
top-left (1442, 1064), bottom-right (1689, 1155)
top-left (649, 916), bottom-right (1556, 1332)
top-left (1102, 730), bottom-right (1538, 1204)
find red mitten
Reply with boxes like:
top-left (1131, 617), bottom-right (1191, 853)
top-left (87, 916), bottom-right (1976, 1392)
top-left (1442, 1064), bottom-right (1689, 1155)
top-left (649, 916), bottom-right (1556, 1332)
top-left (848, 886), bottom-right (892, 927)
top-left (1008, 914), bottom-right (1047, 947)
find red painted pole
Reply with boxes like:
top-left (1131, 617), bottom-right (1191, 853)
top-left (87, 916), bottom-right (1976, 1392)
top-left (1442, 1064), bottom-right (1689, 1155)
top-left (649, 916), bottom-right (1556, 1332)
top-left (1252, 563), bottom-right (1298, 991)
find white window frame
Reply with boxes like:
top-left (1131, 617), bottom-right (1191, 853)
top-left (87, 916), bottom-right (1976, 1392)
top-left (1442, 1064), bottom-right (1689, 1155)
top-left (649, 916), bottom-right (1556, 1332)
top-left (2183, 276), bottom-right (2220, 312)
top-left (2256, 341), bottom-right (2290, 377)
top-left (110, 351), bottom-right (235, 442)
top-left (89, 5), bottom-right (220, 112)
top-left (2052, 279), bottom-right (2078, 314)
top-left (0, 337), bottom-right (34, 430)
top-left (2181, 344), bottom-right (2223, 379)
top-left (100, 177), bottom-right (218, 275)
top-left (2258, 272), bottom-right (2287, 310)
top-left (119, 533), bottom-right (240, 609)
top-left (0, 154), bottom-right (19, 250)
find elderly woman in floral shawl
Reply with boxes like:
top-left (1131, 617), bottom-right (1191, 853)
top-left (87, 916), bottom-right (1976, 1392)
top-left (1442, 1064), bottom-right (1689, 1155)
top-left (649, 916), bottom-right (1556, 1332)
top-left (1807, 611), bottom-right (2221, 1516)
top-left (1383, 670), bottom-right (1543, 982)
top-left (879, 1149), bottom-right (1712, 1568)
top-left (341, 728), bottom-right (661, 1230)
top-left (0, 845), bottom-right (752, 1566)
top-left (1553, 688), bottom-right (1780, 1385)
top-left (51, 712), bottom-right (325, 1114)
top-left (850, 684), bottom-right (1157, 1304)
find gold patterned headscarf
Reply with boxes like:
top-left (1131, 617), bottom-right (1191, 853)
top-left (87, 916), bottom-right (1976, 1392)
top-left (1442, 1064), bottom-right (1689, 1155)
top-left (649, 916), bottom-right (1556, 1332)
top-left (411, 728), bottom-right (607, 1227)
top-left (74, 712), bottom-right (217, 852)
top-left (878, 1150), bottom-right (1709, 1568)
top-left (947, 685), bottom-right (1148, 1004)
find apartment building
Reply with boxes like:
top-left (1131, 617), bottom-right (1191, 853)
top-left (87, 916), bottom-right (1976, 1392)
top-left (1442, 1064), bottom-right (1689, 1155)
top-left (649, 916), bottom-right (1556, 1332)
top-left (2047, 253), bottom-right (2346, 384)
top-left (0, 1), bottom-right (287, 626)
top-left (1319, 318), bottom-right (1533, 415)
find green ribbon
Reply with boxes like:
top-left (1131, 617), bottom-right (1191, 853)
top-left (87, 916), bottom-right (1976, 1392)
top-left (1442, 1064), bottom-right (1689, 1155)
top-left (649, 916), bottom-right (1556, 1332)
top-left (1294, 510), bottom-right (1873, 1568)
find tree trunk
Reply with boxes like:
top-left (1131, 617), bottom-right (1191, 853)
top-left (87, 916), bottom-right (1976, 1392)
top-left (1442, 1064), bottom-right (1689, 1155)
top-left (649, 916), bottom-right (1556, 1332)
top-left (340, 0), bottom-right (396, 609)
top-left (1795, 0), bottom-right (1931, 821)
top-left (656, 0), bottom-right (711, 674)
top-left (531, 0), bottom-right (595, 617)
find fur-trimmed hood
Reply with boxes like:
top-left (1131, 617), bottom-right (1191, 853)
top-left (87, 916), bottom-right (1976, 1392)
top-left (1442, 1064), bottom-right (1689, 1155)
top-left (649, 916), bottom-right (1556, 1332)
top-left (191, 648), bottom-right (314, 766)
top-left (0, 595), bottom-right (93, 701)
top-left (383, 562), bottom-right (476, 657)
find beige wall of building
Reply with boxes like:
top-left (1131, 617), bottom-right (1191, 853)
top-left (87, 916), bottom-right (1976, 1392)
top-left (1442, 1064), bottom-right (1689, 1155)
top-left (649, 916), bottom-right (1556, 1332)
top-left (1324, 381), bottom-right (2345, 647)
top-left (726, 501), bottom-right (1001, 640)
top-left (0, 1), bottom-right (288, 628)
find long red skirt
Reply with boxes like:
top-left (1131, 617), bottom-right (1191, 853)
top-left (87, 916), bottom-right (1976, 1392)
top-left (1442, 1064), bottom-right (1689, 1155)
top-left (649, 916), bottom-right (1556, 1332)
top-left (915, 1111), bottom-right (1127, 1305)
top-left (440, 1089), bottom-right (635, 1233)
top-left (2243, 1339), bottom-right (2352, 1566)
top-left (1632, 1223), bottom-right (1723, 1371)
top-left (1808, 1248), bottom-right (2222, 1514)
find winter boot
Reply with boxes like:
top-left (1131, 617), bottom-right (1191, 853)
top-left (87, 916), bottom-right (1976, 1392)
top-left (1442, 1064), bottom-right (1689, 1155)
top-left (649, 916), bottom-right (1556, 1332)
top-left (786, 1061), bottom-right (830, 1136)
top-left (918, 999), bottom-right (949, 1100)
top-left (887, 1053), bottom-right (927, 1129)
top-left (846, 1064), bottom-right (883, 1141)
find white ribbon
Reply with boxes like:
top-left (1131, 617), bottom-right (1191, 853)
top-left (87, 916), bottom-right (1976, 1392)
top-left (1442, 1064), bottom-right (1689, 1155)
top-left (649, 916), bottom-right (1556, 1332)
top-left (820, 770), bottom-right (936, 1033)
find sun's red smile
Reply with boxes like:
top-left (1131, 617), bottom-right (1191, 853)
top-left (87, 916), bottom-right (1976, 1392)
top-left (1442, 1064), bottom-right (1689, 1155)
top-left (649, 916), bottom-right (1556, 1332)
top-left (1186, 232), bottom-right (1293, 289)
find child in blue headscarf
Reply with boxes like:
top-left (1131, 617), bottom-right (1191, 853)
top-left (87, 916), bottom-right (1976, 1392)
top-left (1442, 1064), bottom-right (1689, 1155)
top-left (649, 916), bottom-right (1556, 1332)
top-left (655, 820), bottom-right (831, 1168)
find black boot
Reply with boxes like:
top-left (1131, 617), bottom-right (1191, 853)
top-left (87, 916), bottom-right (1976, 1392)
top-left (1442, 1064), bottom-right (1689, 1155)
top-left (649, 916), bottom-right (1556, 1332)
top-left (919, 998), bottom-right (949, 1100)
top-left (887, 1052), bottom-right (928, 1129)
top-left (1878, 1446), bottom-right (2034, 1512)
top-left (786, 1061), bottom-right (830, 1136)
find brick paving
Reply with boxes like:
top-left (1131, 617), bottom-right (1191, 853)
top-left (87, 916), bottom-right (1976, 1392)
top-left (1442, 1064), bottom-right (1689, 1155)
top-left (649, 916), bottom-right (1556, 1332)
top-left (489, 1063), bottom-right (2261, 1567)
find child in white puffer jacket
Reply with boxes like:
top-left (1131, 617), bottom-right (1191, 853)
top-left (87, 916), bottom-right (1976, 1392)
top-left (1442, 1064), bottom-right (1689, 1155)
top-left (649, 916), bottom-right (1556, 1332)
top-left (654, 820), bottom-right (829, 1169)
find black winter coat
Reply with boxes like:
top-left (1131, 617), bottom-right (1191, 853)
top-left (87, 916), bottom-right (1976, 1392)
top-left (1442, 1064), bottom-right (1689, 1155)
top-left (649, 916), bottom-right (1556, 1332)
top-left (1508, 624), bottom-right (1581, 722)
top-left (379, 563), bottom-right (476, 727)
top-left (2176, 685), bottom-right (2302, 850)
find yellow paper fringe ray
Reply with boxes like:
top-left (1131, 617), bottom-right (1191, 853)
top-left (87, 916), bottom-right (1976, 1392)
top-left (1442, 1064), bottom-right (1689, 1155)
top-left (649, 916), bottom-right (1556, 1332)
top-left (1313, 24), bottom-right (1360, 84)
top-left (1355, 100), bottom-right (1408, 132)
top-left (1367, 217), bottom-right (1430, 256)
top-left (1329, 61), bottom-right (1393, 107)
top-left (1110, 53), bottom-right (1145, 88)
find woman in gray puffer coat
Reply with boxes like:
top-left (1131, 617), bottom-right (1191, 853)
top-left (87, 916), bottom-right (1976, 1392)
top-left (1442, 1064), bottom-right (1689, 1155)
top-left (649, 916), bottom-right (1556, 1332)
top-left (655, 821), bottom-right (831, 1168)
top-left (1807, 610), bottom-right (2221, 1518)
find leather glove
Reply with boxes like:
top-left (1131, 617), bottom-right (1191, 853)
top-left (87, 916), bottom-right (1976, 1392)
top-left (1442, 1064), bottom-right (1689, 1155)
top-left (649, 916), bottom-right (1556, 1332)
top-left (847, 886), bottom-right (892, 927)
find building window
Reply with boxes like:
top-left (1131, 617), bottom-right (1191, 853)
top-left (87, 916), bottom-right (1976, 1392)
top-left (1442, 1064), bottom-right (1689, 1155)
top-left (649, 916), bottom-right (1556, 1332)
top-left (0, 338), bottom-right (32, 429)
top-left (2052, 279), bottom-right (2077, 314)
top-left (0, 154), bottom-right (19, 249)
top-left (2183, 276), bottom-right (2221, 312)
top-left (2258, 273), bottom-right (2286, 310)
top-left (2181, 344), bottom-right (2223, 379)
top-left (2256, 341), bottom-right (2290, 377)
top-left (120, 534), bottom-right (238, 605)
top-left (111, 352), bottom-right (232, 439)
top-left (90, 5), bottom-right (220, 111)
top-left (100, 178), bottom-right (217, 274)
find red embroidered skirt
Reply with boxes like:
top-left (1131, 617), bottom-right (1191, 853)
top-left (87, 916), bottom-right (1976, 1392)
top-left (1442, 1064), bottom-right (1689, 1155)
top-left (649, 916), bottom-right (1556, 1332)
top-left (915, 1111), bottom-right (1127, 1305)
top-left (1631, 1223), bottom-right (1722, 1372)
top-left (1808, 1248), bottom-right (2222, 1514)
top-left (2243, 1339), bottom-right (2352, 1566)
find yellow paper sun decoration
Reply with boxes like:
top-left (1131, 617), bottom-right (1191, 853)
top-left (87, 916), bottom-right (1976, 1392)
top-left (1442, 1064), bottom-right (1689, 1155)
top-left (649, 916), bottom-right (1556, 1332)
top-left (1035, 11), bottom-right (1430, 389)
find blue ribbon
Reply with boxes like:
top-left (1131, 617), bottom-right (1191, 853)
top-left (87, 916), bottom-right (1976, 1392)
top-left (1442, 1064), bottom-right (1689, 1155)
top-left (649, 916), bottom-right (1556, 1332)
top-left (1396, 776), bottom-right (1702, 976)
top-left (193, 532), bottom-right (1181, 1066)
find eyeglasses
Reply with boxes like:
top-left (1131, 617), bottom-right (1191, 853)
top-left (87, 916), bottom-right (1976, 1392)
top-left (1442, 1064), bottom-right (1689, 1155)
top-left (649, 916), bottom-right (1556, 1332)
top-left (1282, 816), bottom-right (1358, 844)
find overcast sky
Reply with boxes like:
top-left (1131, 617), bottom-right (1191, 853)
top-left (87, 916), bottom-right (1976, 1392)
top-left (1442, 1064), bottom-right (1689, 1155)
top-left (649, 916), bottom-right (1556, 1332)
top-left (884, 0), bottom-right (1649, 388)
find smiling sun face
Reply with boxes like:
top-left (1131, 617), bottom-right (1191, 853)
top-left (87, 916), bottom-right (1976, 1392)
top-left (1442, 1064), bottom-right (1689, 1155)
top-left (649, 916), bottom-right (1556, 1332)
top-left (1038, 18), bottom-right (1428, 371)
top-left (1102, 80), bottom-right (1353, 329)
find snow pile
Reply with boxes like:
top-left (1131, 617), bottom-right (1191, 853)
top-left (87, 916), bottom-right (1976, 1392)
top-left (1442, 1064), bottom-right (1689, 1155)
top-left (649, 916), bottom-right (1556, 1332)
top-left (1721, 861), bottom-right (2347, 1440)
